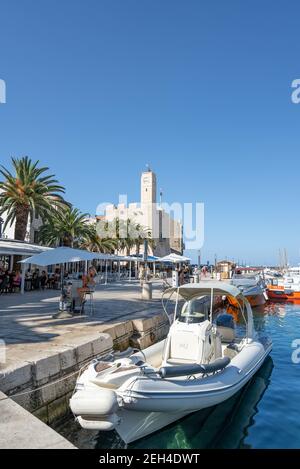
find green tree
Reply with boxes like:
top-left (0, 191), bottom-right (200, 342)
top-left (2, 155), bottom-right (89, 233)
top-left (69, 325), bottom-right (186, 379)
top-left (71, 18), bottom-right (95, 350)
top-left (99, 217), bottom-right (155, 256)
top-left (132, 223), bottom-right (155, 256)
top-left (39, 206), bottom-right (89, 247)
top-left (80, 224), bottom-right (117, 253)
top-left (0, 156), bottom-right (65, 240)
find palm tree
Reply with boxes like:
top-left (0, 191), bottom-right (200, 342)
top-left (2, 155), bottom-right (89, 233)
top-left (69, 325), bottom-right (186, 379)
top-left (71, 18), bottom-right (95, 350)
top-left (115, 218), bottom-right (135, 255)
top-left (39, 206), bottom-right (89, 247)
top-left (133, 223), bottom-right (155, 256)
top-left (103, 217), bottom-right (155, 256)
top-left (80, 224), bottom-right (117, 253)
top-left (0, 156), bottom-right (65, 240)
top-left (97, 217), bottom-right (132, 255)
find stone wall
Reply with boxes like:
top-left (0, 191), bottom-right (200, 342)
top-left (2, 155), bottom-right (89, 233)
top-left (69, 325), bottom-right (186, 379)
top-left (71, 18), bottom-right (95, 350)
top-left (130, 314), bottom-right (170, 349)
top-left (101, 313), bottom-right (170, 351)
top-left (0, 313), bottom-right (170, 426)
top-left (0, 333), bottom-right (113, 425)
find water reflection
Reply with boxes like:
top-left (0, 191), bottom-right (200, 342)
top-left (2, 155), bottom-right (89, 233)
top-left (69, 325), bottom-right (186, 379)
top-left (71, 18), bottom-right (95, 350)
top-left (130, 357), bottom-right (273, 449)
top-left (56, 352), bottom-right (274, 450)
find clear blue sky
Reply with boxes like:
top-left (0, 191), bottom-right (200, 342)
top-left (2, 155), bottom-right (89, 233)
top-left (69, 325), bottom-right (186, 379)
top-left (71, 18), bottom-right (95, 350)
top-left (1, 0), bottom-right (300, 265)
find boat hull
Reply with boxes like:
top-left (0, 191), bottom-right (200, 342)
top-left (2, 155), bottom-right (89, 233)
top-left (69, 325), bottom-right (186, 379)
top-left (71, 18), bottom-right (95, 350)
top-left (267, 286), bottom-right (300, 301)
top-left (228, 293), bottom-right (266, 308)
top-left (114, 339), bottom-right (271, 443)
top-left (118, 340), bottom-right (271, 414)
top-left (70, 336), bottom-right (272, 444)
top-left (230, 278), bottom-right (267, 307)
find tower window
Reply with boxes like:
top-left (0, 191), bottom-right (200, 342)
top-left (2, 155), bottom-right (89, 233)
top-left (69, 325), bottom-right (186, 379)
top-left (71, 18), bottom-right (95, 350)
top-left (34, 230), bottom-right (39, 244)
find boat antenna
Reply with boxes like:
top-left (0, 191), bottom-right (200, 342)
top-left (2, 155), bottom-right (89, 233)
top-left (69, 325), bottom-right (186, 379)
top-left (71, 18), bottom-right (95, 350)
top-left (174, 287), bottom-right (179, 323)
top-left (210, 287), bottom-right (213, 322)
top-left (161, 288), bottom-right (176, 325)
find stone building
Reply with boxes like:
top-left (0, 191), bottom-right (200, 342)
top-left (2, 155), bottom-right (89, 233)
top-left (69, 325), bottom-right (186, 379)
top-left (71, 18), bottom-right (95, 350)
top-left (101, 168), bottom-right (183, 257)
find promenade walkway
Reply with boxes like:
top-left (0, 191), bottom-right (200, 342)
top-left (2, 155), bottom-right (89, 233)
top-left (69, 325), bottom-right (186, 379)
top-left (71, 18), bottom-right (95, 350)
top-left (0, 280), bottom-right (165, 371)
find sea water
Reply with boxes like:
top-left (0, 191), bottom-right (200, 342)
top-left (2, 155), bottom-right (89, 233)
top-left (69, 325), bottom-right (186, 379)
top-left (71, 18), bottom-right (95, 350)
top-left (57, 301), bottom-right (300, 449)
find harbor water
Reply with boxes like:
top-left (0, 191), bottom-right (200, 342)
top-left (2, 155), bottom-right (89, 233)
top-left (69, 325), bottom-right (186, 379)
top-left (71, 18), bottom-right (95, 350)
top-left (56, 301), bottom-right (300, 449)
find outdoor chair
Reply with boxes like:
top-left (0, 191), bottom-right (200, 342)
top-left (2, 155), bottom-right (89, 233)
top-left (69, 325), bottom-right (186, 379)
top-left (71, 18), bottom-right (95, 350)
top-left (83, 287), bottom-right (95, 315)
top-left (12, 279), bottom-right (21, 293)
top-left (0, 277), bottom-right (10, 295)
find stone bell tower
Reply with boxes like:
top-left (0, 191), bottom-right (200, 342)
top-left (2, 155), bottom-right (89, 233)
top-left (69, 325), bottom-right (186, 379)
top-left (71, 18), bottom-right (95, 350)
top-left (141, 165), bottom-right (157, 205)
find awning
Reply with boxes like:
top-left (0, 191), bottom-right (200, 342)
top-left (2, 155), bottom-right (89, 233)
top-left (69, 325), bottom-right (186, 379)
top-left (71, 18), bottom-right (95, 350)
top-left (117, 255), bottom-right (140, 262)
top-left (158, 253), bottom-right (191, 263)
top-left (20, 246), bottom-right (101, 266)
top-left (19, 247), bottom-right (149, 266)
top-left (129, 255), bottom-right (159, 263)
top-left (0, 239), bottom-right (51, 257)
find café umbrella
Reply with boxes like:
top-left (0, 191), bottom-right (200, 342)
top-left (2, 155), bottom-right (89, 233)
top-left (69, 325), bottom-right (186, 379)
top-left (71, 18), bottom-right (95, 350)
top-left (158, 253), bottom-right (191, 263)
top-left (19, 247), bottom-right (105, 316)
top-left (19, 246), bottom-right (100, 266)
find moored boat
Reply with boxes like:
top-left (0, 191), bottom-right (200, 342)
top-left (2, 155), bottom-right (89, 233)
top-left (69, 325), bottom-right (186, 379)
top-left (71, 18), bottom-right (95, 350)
top-left (70, 281), bottom-right (272, 444)
top-left (267, 273), bottom-right (300, 301)
top-left (229, 272), bottom-right (268, 307)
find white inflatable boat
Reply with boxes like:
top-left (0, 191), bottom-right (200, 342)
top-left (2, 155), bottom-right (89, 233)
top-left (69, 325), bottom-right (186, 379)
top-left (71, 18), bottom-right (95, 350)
top-left (70, 281), bottom-right (272, 444)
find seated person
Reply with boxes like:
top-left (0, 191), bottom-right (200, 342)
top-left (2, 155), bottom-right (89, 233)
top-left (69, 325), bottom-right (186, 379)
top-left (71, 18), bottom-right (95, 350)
top-left (77, 267), bottom-right (96, 303)
top-left (12, 271), bottom-right (21, 290)
top-left (0, 271), bottom-right (10, 292)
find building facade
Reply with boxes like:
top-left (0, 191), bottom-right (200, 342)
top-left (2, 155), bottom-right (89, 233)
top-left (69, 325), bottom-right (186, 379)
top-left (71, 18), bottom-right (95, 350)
top-left (101, 169), bottom-right (183, 257)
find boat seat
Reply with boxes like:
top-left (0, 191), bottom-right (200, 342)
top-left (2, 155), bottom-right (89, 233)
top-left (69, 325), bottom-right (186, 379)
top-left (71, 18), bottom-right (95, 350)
top-left (165, 330), bottom-right (200, 364)
top-left (166, 357), bottom-right (197, 366)
top-left (159, 357), bottom-right (231, 378)
top-left (217, 326), bottom-right (235, 343)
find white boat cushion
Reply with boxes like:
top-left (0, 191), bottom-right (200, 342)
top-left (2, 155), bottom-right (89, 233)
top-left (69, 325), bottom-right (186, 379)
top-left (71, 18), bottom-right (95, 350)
top-left (166, 357), bottom-right (197, 365)
top-left (169, 331), bottom-right (199, 362)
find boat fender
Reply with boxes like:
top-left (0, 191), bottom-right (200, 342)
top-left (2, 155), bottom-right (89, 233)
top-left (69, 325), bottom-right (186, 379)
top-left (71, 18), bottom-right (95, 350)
top-left (77, 413), bottom-right (120, 431)
top-left (159, 356), bottom-right (231, 378)
top-left (70, 389), bottom-right (118, 416)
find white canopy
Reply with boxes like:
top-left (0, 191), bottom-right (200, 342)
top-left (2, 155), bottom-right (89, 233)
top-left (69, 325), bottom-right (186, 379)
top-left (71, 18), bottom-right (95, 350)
top-left (158, 253), bottom-right (191, 263)
top-left (19, 248), bottom-right (145, 266)
top-left (95, 253), bottom-right (121, 261)
top-left (0, 239), bottom-right (51, 257)
top-left (19, 246), bottom-right (101, 266)
top-left (117, 256), bottom-right (140, 262)
top-left (167, 281), bottom-right (242, 301)
top-left (163, 280), bottom-right (254, 338)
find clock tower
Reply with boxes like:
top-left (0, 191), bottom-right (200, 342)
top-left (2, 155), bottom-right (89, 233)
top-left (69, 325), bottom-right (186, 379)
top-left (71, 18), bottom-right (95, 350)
top-left (141, 167), bottom-right (157, 205)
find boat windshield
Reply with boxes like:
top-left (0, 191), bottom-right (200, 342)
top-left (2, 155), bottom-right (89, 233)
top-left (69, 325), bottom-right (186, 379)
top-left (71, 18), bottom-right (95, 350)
top-left (178, 297), bottom-right (209, 324)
